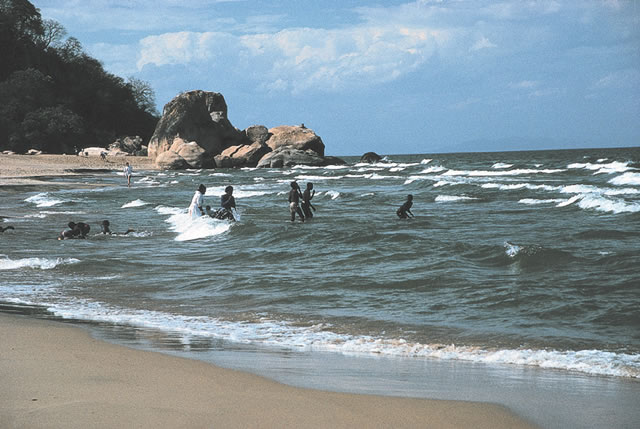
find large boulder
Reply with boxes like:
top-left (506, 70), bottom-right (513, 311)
top-left (169, 138), bottom-right (212, 168)
top-left (257, 147), bottom-right (327, 168)
top-left (154, 150), bottom-right (190, 170)
top-left (109, 136), bottom-right (145, 155)
top-left (244, 125), bottom-right (271, 145)
top-left (148, 90), bottom-right (245, 162)
top-left (214, 142), bottom-right (271, 168)
top-left (266, 125), bottom-right (324, 156)
top-left (360, 152), bottom-right (382, 163)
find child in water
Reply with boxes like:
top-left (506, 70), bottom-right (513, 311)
top-left (396, 194), bottom-right (414, 219)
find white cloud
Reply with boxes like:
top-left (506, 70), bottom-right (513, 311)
top-left (509, 80), bottom-right (539, 89)
top-left (137, 25), bottom-right (448, 93)
top-left (594, 69), bottom-right (640, 89)
top-left (469, 36), bottom-right (497, 52)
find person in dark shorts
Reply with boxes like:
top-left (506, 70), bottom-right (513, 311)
top-left (396, 194), bottom-right (414, 219)
top-left (301, 182), bottom-right (315, 219)
top-left (288, 181), bottom-right (305, 222)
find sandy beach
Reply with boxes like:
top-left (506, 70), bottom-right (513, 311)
top-left (0, 153), bottom-right (156, 187)
top-left (0, 314), bottom-right (537, 429)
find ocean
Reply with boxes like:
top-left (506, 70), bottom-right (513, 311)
top-left (2, 147), bottom-right (639, 428)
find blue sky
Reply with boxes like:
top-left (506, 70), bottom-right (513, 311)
top-left (32, 0), bottom-right (639, 155)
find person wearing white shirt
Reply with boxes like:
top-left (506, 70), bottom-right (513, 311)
top-left (188, 184), bottom-right (207, 219)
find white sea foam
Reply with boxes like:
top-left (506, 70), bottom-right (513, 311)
top-left (294, 175), bottom-right (344, 181)
top-left (319, 191), bottom-right (341, 200)
top-left (26, 298), bottom-right (640, 379)
top-left (204, 186), bottom-right (271, 199)
top-left (609, 172), bottom-right (640, 186)
top-left (419, 166), bottom-right (446, 174)
top-left (420, 158), bottom-right (432, 164)
top-left (0, 256), bottom-right (80, 270)
top-left (435, 195), bottom-right (478, 202)
top-left (121, 199), bottom-right (148, 208)
top-left (492, 162), bottom-right (513, 169)
top-left (567, 161), bottom-right (631, 175)
top-left (443, 168), bottom-right (565, 177)
top-left (482, 183), bottom-right (559, 191)
top-left (556, 194), bottom-right (640, 213)
top-left (165, 211), bottom-right (232, 241)
top-left (519, 198), bottom-right (565, 205)
top-left (25, 192), bottom-right (65, 207)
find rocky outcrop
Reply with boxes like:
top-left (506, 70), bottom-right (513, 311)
top-left (148, 90), bottom-right (245, 164)
top-left (148, 91), bottom-right (345, 169)
top-left (266, 125), bottom-right (324, 156)
top-left (360, 152), bottom-right (382, 163)
top-left (154, 150), bottom-right (190, 170)
top-left (109, 136), bottom-right (147, 156)
top-left (214, 142), bottom-right (271, 168)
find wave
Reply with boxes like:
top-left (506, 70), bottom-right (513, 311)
top-left (442, 168), bottom-right (566, 177)
top-left (25, 192), bottom-right (65, 207)
top-left (0, 256), bottom-right (80, 270)
top-left (435, 195), bottom-right (478, 202)
top-left (482, 183), bottom-right (558, 191)
top-left (204, 186), bottom-right (272, 199)
top-left (156, 206), bottom-right (231, 241)
top-left (568, 161), bottom-right (632, 175)
top-left (121, 199), bottom-right (149, 208)
top-left (519, 198), bottom-right (565, 205)
top-left (20, 298), bottom-right (639, 379)
top-left (318, 191), bottom-right (341, 200)
top-left (503, 242), bottom-right (576, 268)
top-left (556, 194), bottom-right (640, 214)
top-left (491, 162), bottom-right (513, 169)
top-left (609, 172), bottom-right (640, 186)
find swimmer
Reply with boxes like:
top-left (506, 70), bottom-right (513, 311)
top-left (101, 220), bottom-right (134, 235)
top-left (301, 182), bottom-right (315, 219)
top-left (288, 181), bottom-right (304, 222)
top-left (396, 194), bottom-right (414, 219)
top-left (0, 226), bottom-right (15, 233)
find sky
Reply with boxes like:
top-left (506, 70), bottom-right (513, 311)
top-left (32, 0), bottom-right (640, 156)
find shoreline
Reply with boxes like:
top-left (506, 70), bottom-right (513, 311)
top-left (0, 313), bottom-right (537, 428)
top-left (0, 153), bottom-right (157, 187)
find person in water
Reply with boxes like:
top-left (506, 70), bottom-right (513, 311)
top-left (219, 185), bottom-right (236, 221)
top-left (0, 225), bottom-right (15, 233)
top-left (100, 220), bottom-right (134, 235)
top-left (288, 181), bottom-right (305, 222)
top-left (123, 162), bottom-right (133, 187)
top-left (59, 222), bottom-right (90, 240)
top-left (301, 182), bottom-right (315, 219)
top-left (188, 184), bottom-right (206, 219)
top-left (396, 194), bottom-right (415, 219)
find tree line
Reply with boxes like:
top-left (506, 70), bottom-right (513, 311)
top-left (0, 0), bottom-right (159, 154)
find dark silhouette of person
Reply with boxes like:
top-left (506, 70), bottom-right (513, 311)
top-left (397, 194), bottom-right (414, 219)
top-left (0, 226), bottom-right (15, 233)
top-left (59, 222), bottom-right (90, 239)
top-left (301, 182), bottom-right (315, 219)
top-left (100, 220), bottom-right (134, 235)
top-left (288, 181), bottom-right (305, 222)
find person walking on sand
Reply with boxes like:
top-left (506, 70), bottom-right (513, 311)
top-left (288, 181), bottom-right (305, 222)
top-left (396, 194), bottom-right (415, 219)
top-left (123, 162), bottom-right (133, 187)
top-left (301, 182), bottom-right (315, 219)
top-left (188, 184), bottom-right (207, 220)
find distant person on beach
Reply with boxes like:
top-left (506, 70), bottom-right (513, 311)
top-left (288, 181), bottom-right (305, 222)
top-left (396, 194), bottom-right (414, 219)
top-left (100, 220), bottom-right (134, 235)
top-left (301, 182), bottom-right (315, 219)
top-left (123, 162), bottom-right (133, 187)
top-left (188, 184), bottom-right (206, 219)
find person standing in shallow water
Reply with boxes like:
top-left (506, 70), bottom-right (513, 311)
top-left (188, 184), bottom-right (206, 220)
top-left (397, 194), bottom-right (414, 219)
top-left (123, 162), bottom-right (133, 187)
top-left (301, 182), bottom-right (315, 219)
top-left (288, 181), bottom-right (305, 222)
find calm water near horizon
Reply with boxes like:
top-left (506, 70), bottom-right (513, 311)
top-left (2, 146), bottom-right (639, 428)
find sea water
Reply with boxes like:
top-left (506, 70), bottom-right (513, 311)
top-left (1, 147), bottom-right (639, 428)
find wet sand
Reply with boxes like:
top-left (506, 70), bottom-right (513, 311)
top-left (0, 314), bottom-right (538, 428)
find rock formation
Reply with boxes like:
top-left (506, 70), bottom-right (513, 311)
top-left (148, 90), bottom-right (344, 169)
top-left (360, 152), bottom-right (382, 163)
top-left (109, 136), bottom-right (147, 156)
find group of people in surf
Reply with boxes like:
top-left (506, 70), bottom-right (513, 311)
top-left (58, 220), bottom-right (135, 240)
top-left (187, 180), bottom-right (414, 223)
